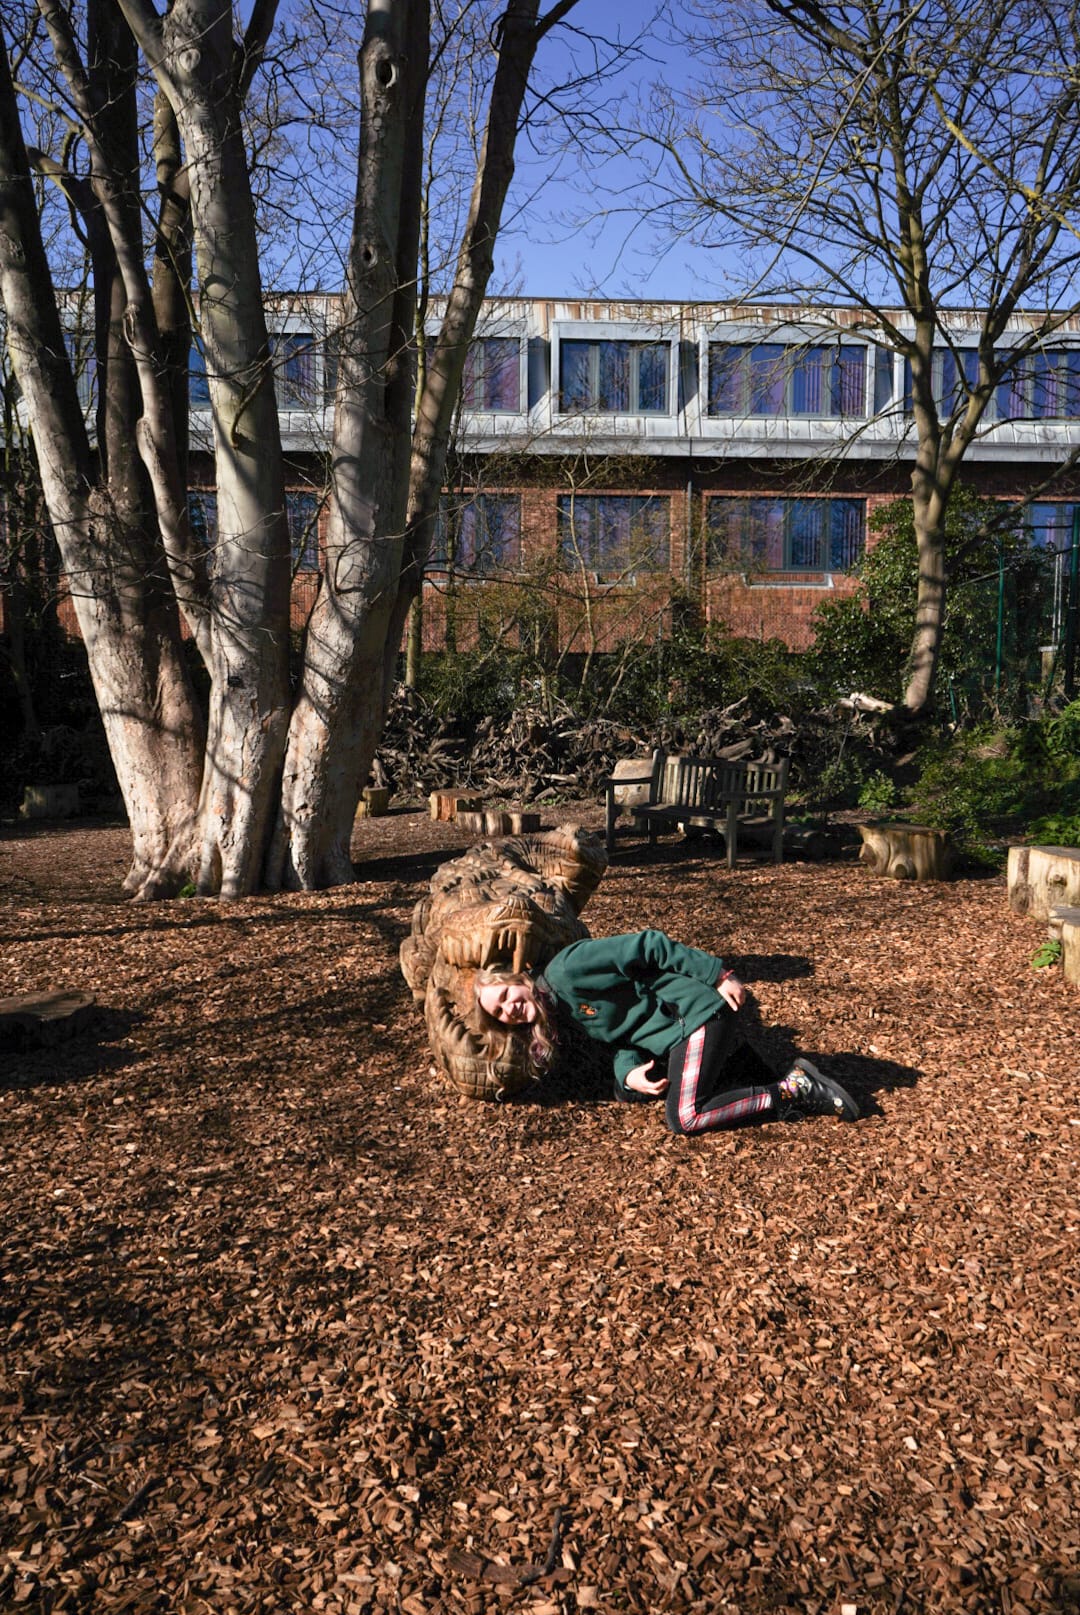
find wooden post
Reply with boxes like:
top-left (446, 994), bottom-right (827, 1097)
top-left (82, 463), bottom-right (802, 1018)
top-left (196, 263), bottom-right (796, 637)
top-left (1049, 905), bottom-right (1080, 988)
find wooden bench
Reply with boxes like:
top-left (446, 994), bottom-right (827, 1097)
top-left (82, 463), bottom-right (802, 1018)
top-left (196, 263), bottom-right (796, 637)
top-left (602, 750), bottom-right (788, 867)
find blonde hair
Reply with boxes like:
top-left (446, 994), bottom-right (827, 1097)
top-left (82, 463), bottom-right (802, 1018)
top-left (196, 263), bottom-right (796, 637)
top-left (474, 968), bottom-right (557, 1074)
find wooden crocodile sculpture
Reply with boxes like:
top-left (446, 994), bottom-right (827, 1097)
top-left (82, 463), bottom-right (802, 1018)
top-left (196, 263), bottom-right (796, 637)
top-left (400, 825), bottom-right (607, 1100)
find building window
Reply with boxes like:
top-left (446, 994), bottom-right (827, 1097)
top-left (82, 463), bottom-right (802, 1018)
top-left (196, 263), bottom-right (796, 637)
top-left (897, 346), bottom-right (1080, 420)
top-left (287, 490), bottom-right (320, 571)
top-left (999, 351), bottom-right (1080, 419)
top-left (708, 343), bottom-right (867, 418)
top-left (63, 331), bottom-right (97, 411)
top-left (187, 491), bottom-right (218, 568)
top-left (558, 340), bottom-right (669, 414)
top-left (557, 494), bottom-right (670, 578)
top-left (707, 497), bottom-right (865, 572)
top-left (1024, 502), bottom-right (1079, 551)
top-left (902, 349), bottom-right (983, 417)
top-left (188, 340), bottom-right (211, 406)
top-left (434, 493), bottom-right (521, 575)
top-left (462, 337), bottom-right (521, 411)
top-left (270, 332), bottom-right (317, 408)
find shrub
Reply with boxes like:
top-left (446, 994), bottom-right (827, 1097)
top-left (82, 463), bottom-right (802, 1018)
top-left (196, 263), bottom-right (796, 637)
top-left (905, 716), bottom-right (1080, 864)
top-left (858, 770), bottom-right (898, 813)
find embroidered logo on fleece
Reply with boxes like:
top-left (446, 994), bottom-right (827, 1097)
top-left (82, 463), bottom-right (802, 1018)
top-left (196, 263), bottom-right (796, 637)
top-left (578, 1003), bottom-right (597, 1018)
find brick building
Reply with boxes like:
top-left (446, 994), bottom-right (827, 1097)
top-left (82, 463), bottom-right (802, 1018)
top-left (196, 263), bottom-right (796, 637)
top-left (8, 295), bottom-right (1080, 657)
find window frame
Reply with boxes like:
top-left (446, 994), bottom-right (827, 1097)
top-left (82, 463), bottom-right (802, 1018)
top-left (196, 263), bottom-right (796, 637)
top-left (706, 340), bottom-right (868, 419)
top-left (433, 491), bottom-right (523, 576)
top-left (705, 495), bottom-right (866, 574)
top-left (286, 489), bottom-right (321, 572)
top-left (557, 338), bottom-right (672, 416)
top-left (556, 492), bottom-right (671, 581)
top-left (268, 330), bottom-right (318, 410)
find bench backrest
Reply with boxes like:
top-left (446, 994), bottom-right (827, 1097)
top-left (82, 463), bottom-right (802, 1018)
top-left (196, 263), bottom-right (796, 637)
top-left (656, 752), bottom-right (788, 814)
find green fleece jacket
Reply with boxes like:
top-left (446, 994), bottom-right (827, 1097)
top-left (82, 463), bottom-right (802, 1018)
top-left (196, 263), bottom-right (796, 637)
top-left (539, 929), bottom-right (726, 1101)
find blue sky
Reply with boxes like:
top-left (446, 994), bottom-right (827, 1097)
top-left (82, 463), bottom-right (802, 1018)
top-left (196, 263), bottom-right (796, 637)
top-left (488, 0), bottom-right (732, 301)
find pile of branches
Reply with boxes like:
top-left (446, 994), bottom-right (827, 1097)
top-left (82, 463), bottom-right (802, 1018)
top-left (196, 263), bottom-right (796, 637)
top-left (375, 688), bottom-right (903, 805)
top-left (375, 689), bottom-right (641, 801)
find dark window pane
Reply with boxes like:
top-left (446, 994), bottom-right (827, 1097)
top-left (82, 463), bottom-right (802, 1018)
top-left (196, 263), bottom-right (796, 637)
top-left (835, 347), bottom-right (866, 415)
top-left (1064, 353), bottom-right (1080, 417)
top-left (435, 493), bottom-right (520, 574)
top-left (557, 494), bottom-right (668, 573)
top-left (459, 495), bottom-right (520, 573)
top-left (63, 331), bottom-right (97, 410)
top-left (271, 333), bottom-right (317, 407)
top-left (559, 341), bottom-right (593, 410)
top-left (595, 342), bottom-right (631, 411)
top-left (324, 327), bottom-right (340, 404)
top-left (187, 491), bottom-right (218, 574)
top-left (707, 496), bottom-right (864, 572)
top-left (636, 343), bottom-right (668, 412)
top-left (786, 500), bottom-right (824, 567)
top-left (790, 350), bottom-right (825, 414)
top-left (287, 491), bottom-right (320, 571)
top-left (189, 341), bottom-right (211, 406)
top-left (1026, 503), bottom-right (1077, 550)
top-left (748, 345), bottom-right (787, 414)
top-left (559, 339), bottom-right (669, 413)
top-left (829, 500), bottom-right (865, 569)
top-left (708, 345), bottom-right (746, 414)
top-left (463, 337), bottom-right (521, 410)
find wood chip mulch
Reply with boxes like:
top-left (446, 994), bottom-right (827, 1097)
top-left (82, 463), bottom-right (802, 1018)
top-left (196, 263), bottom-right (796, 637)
top-left (1, 808), bottom-right (1078, 1615)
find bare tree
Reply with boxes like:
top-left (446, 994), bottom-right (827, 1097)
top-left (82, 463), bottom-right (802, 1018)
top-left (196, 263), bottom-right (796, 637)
top-left (0, 0), bottom-right (585, 895)
top-left (0, 5), bottom-right (206, 893)
top-left (643, 0), bottom-right (1080, 713)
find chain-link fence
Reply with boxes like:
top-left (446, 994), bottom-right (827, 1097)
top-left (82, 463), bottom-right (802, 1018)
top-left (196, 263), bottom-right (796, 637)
top-left (942, 507), bottom-right (1079, 718)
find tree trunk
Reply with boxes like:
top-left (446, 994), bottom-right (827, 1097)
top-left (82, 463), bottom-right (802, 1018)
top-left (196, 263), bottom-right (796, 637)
top-left (380, 0), bottom-right (559, 705)
top-left (269, 0), bottom-right (428, 890)
top-left (0, 29), bottom-right (203, 898)
top-left (157, 2), bottom-right (292, 897)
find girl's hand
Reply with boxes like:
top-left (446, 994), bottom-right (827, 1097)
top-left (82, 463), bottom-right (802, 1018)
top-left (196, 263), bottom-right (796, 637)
top-left (717, 974), bottom-right (746, 1011)
top-left (625, 1059), bottom-right (669, 1096)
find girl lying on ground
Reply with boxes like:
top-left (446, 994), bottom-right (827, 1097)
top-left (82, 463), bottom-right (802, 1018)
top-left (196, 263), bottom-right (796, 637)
top-left (475, 928), bottom-right (859, 1132)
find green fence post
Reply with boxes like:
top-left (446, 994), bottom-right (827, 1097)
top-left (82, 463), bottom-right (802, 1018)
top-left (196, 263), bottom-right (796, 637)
top-left (995, 537), bottom-right (1005, 702)
top-left (1065, 507), bottom-right (1080, 701)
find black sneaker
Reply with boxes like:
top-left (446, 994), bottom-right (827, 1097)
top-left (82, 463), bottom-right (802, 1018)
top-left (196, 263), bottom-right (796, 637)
top-left (780, 1058), bottom-right (860, 1121)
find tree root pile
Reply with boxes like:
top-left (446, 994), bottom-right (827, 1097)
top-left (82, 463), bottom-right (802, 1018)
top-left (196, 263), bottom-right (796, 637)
top-left (376, 691), bottom-right (897, 806)
top-left (0, 813), bottom-right (1077, 1614)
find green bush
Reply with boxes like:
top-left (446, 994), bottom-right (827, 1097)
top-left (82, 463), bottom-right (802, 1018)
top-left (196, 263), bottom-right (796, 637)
top-left (1044, 699), bottom-right (1080, 762)
top-left (858, 770), bottom-right (898, 813)
top-left (904, 716), bottom-right (1080, 864)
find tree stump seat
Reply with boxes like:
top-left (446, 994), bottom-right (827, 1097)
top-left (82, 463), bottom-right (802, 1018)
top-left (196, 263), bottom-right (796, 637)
top-left (428, 791), bottom-right (483, 822)
top-left (0, 990), bottom-right (97, 1048)
top-left (457, 808), bottom-right (542, 838)
top-left (1008, 845), bottom-right (1080, 921)
top-left (858, 822), bottom-right (954, 880)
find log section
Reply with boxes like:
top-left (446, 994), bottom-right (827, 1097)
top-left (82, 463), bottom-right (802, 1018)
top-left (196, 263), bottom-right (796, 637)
top-left (858, 823), bottom-right (954, 880)
top-left (1008, 845), bottom-right (1080, 920)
